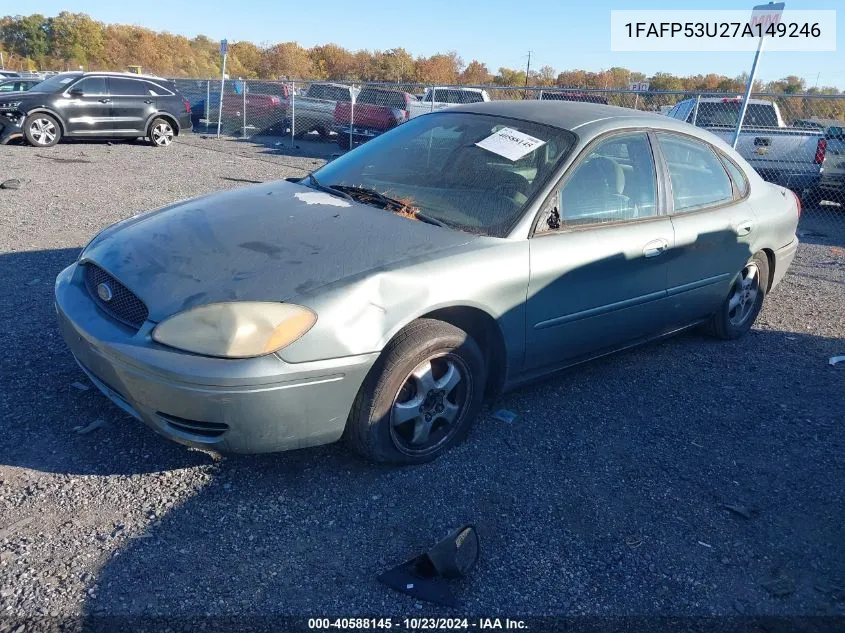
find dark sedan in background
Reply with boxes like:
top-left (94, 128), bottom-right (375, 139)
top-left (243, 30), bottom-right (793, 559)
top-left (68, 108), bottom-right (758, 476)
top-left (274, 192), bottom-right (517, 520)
top-left (0, 78), bottom-right (40, 93)
top-left (0, 71), bottom-right (192, 147)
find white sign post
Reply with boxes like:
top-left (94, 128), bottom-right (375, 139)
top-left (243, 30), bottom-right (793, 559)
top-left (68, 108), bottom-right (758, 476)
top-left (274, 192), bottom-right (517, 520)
top-left (216, 39), bottom-right (228, 139)
top-left (629, 82), bottom-right (650, 111)
top-left (732, 2), bottom-right (785, 147)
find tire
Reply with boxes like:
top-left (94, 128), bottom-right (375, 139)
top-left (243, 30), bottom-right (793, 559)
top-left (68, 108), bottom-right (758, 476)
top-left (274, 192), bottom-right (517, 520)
top-left (23, 113), bottom-right (61, 147)
top-left (337, 134), bottom-right (351, 151)
top-left (317, 126), bottom-right (332, 140)
top-left (345, 319), bottom-right (487, 465)
top-left (707, 252), bottom-right (769, 340)
top-left (148, 117), bottom-right (175, 147)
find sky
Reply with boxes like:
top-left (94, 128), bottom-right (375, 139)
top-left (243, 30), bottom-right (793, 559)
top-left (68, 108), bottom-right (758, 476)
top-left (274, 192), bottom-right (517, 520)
top-left (23, 0), bottom-right (845, 89)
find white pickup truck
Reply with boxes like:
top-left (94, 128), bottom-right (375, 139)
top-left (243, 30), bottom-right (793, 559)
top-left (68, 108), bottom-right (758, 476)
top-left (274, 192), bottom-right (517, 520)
top-left (667, 96), bottom-right (828, 200)
top-left (407, 87), bottom-right (490, 119)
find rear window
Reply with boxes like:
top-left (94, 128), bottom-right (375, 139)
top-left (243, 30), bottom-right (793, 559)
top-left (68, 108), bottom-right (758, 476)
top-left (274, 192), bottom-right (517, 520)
top-left (432, 89), bottom-right (485, 104)
top-left (308, 85), bottom-right (351, 101)
top-left (540, 92), bottom-right (607, 104)
top-left (357, 89), bottom-right (408, 109)
top-left (109, 78), bottom-right (148, 96)
top-left (694, 102), bottom-right (778, 127)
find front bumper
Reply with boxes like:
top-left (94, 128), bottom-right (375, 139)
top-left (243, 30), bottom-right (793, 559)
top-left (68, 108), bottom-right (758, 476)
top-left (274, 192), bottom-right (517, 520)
top-left (0, 112), bottom-right (24, 144)
top-left (55, 263), bottom-right (377, 453)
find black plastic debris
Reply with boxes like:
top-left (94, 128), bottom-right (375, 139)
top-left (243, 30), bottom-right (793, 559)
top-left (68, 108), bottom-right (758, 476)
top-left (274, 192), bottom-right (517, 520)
top-left (0, 179), bottom-right (21, 190)
top-left (378, 525), bottom-right (479, 607)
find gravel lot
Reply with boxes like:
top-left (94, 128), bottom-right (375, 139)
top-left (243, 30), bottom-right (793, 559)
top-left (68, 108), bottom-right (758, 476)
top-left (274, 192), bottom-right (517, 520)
top-left (0, 136), bottom-right (843, 628)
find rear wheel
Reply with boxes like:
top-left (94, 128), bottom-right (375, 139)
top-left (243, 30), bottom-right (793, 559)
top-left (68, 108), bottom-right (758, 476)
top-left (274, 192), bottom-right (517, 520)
top-left (345, 319), bottom-right (487, 464)
top-left (148, 118), bottom-right (175, 147)
top-left (24, 113), bottom-right (61, 147)
top-left (707, 252), bottom-right (769, 340)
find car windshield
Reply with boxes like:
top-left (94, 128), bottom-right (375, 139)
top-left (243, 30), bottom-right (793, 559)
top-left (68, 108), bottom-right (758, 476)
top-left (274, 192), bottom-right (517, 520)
top-left (29, 73), bottom-right (81, 93)
top-left (312, 112), bottom-right (576, 237)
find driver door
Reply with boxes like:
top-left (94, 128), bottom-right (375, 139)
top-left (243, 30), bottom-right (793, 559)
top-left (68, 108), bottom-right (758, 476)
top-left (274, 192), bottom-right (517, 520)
top-left (525, 131), bottom-right (675, 371)
top-left (61, 76), bottom-right (112, 135)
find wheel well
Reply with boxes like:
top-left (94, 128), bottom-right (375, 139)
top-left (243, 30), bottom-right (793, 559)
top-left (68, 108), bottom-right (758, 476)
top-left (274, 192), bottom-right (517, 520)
top-left (149, 113), bottom-right (180, 136)
top-left (27, 110), bottom-right (65, 134)
top-left (761, 248), bottom-right (775, 291)
top-left (421, 306), bottom-right (507, 399)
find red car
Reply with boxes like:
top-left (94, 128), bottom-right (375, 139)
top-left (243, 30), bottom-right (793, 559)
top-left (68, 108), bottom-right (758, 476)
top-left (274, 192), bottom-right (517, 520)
top-left (333, 87), bottom-right (414, 149)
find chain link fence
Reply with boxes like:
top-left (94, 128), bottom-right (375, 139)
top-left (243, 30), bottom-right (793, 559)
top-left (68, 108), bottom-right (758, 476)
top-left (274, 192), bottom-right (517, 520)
top-left (171, 78), bottom-right (845, 234)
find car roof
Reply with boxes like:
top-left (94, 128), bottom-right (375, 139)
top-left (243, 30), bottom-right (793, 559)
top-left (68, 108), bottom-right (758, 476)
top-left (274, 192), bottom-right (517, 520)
top-left (448, 100), bottom-right (665, 131)
top-left (81, 71), bottom-right (172, 82)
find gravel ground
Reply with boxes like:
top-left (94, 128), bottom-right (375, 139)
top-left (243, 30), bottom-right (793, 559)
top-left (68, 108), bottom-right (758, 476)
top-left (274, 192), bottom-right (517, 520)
top-left (0, 137), bottom-right (843, 627)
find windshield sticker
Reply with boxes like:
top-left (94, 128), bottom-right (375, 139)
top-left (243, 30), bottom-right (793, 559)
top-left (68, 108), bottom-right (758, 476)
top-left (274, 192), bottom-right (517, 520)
top-left (475, 127), bottom-right (546, 161)
top-left (294, 191), bottom-right (351, 207)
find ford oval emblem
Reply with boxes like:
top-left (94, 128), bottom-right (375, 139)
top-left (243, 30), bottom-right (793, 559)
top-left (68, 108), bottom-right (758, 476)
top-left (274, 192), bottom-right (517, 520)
top-left (97, 282), bottom-right (113, 302)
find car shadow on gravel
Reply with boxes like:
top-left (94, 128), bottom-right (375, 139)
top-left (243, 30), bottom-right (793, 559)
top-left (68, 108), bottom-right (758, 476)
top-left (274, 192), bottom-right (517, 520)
top-left (0, 247), bottom-right (216, 477)
top-left (74, 325), bottom-right (845, 619)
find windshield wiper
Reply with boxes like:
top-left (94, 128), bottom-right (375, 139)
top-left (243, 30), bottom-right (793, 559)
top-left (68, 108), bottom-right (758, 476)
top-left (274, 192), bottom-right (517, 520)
top-left (305, 173), bottom-right (353, 201)
top-left (327, 185), bottom-right (446, 227)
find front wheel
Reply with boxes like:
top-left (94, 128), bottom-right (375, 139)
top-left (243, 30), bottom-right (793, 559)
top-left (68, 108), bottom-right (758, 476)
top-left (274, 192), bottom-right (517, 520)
top-left (148, 118), bottom-right (175, 147)
top-left (24, 113), bottom-right (61, 147)
top-left (707, 252), bottom-right (769, 340)
top-left (345, 319), bottom-right (487, 464)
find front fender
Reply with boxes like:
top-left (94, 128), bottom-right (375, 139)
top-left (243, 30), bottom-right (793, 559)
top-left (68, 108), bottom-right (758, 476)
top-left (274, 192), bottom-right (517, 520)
top-left (278, 238), bottom-right (530, 371)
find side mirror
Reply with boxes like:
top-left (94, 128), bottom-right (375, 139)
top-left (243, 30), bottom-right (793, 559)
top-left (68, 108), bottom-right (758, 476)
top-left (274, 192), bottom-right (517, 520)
top-left (68, 88), bottom-right (84, 97)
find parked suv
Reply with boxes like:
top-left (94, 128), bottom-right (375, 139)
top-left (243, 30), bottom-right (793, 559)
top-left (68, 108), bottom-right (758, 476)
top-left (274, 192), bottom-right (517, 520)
top-left (0, 71), bottom-right (192, 147)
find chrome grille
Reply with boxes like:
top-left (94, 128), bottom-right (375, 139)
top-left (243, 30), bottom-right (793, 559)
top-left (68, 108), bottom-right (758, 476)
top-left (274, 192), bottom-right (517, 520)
top-left (84, 264), bottom-right (149, 330)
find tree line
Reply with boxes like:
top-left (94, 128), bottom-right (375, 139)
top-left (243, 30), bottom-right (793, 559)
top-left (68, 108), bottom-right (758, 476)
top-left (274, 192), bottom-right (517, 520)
top-left (1, 12), bottom-right (843, 101)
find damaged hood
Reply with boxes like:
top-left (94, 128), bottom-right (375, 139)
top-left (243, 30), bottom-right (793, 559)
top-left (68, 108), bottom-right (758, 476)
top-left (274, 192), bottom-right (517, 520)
top-left (82, 180), bottom-right (476, 322)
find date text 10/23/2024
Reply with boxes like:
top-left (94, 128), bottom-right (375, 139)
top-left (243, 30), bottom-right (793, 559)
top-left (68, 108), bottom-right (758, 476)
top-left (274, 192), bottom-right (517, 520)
top-left (307, 618), bottom-right (529, 630)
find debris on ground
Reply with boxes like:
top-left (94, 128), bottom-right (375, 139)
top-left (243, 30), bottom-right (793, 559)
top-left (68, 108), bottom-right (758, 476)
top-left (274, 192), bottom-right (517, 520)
top-left (70, 382), bottom-right (90, 391)
top-left (0, 179), bottom-right (21, 190)
top-left (829, 355), bottom-right (845, 367)
top-left (26, 278), bottom-right (41, 286)
top-left (723, 503), bottom-right (753, 519)
top-left (493, 409), bottom-right (518, 424)
top-left (378, 526), bottom-right (479, 607)
top-left (73, 419), bottom-right (106, 435)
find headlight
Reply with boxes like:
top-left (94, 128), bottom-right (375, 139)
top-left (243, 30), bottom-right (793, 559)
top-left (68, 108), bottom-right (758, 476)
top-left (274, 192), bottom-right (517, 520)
top-left (0, 101), bottom-right (21, 110)
top-left (151, 302), bottom-right (316, 358)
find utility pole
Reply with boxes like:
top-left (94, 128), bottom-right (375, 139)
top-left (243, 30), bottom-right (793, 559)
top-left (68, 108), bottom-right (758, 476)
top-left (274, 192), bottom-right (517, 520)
top-left (523, 51), bottom-right (531, 98)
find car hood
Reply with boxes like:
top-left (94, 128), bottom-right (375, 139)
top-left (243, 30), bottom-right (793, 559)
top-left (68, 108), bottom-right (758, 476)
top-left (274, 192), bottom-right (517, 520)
top-left (82, 180), bottom-right (477, 322)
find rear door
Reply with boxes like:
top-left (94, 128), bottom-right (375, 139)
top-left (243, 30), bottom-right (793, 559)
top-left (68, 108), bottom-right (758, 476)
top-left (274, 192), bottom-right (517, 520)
top-left (655, 132), bottom-right (757, 325)
top-left (61, 76), bottom-right (111, 135)
top-left (525, 131), bottom-right (675, 371)
top-left (108, 77), bottom-right (156, 134)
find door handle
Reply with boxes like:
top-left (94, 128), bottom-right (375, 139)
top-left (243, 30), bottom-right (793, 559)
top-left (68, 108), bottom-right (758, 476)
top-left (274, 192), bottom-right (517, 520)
top-left (98, 98), bottom-right (111, 103)
top-left (144, 99), bottom-right (154, 104)
top-left (735, 220), bottom-right (753, 236)
top-left (643, 239), bottom-right (669, 258)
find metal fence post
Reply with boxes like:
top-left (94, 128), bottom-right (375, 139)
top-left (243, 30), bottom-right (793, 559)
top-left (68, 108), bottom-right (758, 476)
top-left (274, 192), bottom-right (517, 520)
top-left (349, 88), bottom-right (354, 151)
top-left (205, 80), bottom-right (210, 134)
top-left (430, 85), bottom-right (435, 112)
top-left (242, 82), bottom-right (247, 138)
top-left (290, 81), bottom-right (296, 148)
top-left (691, 94), bottom-right (701, 126)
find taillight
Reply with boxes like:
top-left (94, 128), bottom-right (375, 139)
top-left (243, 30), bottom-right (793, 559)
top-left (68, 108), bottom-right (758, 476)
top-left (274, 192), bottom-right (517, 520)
top-left (182, 98), bottom-right (191, 113)
top-left (791, 189), bottom-right (802, 218)
top-left (270, 96), bottom-right (281, 106)
top-left (814, 138), bottom-right (827, 164)
top-left (389, 107), bottom-right (407, 124)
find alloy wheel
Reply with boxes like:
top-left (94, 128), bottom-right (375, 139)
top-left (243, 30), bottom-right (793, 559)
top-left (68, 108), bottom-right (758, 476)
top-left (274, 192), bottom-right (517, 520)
top-left (728, 262), bottom-right (760, 327)
top-left (389, 354), bottom-right (472, 457)
top-left (152, 122), bottom-right (174, 146)
top-left (29, 118), bottom-right (57, 146)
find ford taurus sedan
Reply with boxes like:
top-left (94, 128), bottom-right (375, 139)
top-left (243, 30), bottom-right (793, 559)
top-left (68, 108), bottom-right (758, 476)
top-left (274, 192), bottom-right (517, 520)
top-left (55, 101), bottom-right (800, 464)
